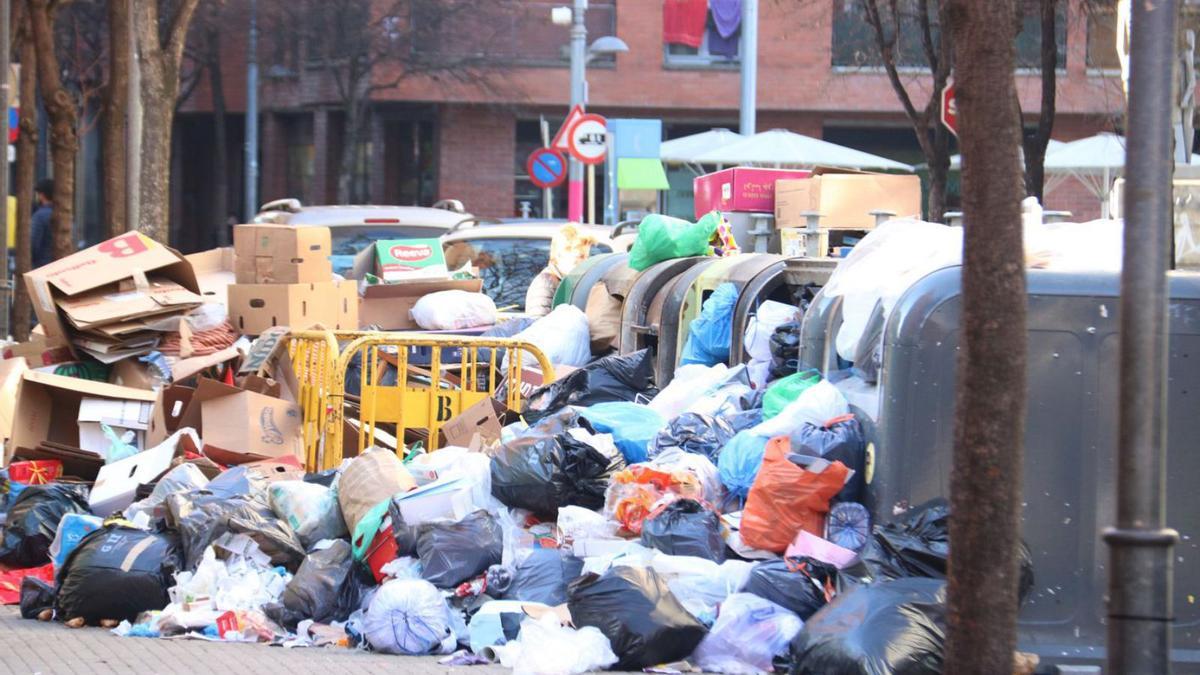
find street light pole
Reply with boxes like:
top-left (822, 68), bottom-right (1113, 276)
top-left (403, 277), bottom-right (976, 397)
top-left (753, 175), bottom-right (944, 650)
top-left (0, 0), bottom-right (10, 337)
top-left (739, 0), bottom-right (758, 135)
top-left (244, 0), bottom-right (259, 221)
top-left (567, 0), bottom-right (587, 223)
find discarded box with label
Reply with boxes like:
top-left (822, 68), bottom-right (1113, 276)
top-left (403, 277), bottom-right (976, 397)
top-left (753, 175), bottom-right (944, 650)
top-left (779, 228), bottom-right (830, 258)
top-left (358, 278), bottom-right (482, 330)
top-left (77, 397), bottom-right (153, 456)
top-left (693, 167), bottom-right (812, 218)
top-left (182, 379), bottom-right (304, 465)
top-left (23, 232), bottom-right (202, 354)
top-left (440, 396), bottom-right (520, 448)
top-left (774, 169), bottom-right (922, 230)
top-left (227, 280), bottom-right (357, 335)
top-left (233, 224), bottom-right (332, 284)
top-left (8, 370), bottom-right (158, 464)
top-left (350, 238), bottom-right (448, 283)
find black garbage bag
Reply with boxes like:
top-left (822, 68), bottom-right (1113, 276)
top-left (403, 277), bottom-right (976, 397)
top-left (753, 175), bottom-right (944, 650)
top-left (412, 510), bottom-right (504, 589)
top-left (769, 320), bottom-right (802, 381)
top-left (649, 412), bottom-right (735, 463)
top-left (524, 349), bottom-right (657, 422)
top-left (491, 432), bottom-right (625, 517)
top-left (19, 576), bottom-right (55, 619)
top-left (639, 499), bottom-right (725, 563)
top-left (0, 483), bottom-right (90, 568)
top-left (846, 499), bottom-right (1035, 603)
top-left (567, 566), bottom-right (707, 670)
top-left (741, 556), bottom-right (838, 620)
top-left (727, 407), bottom-right (763, 433)
top-left (789, 578), bottom-right (946, 675)
top-left (499, 547), bottom-right (585, 606)
top-left (265, 539), bottom-right (372, 630)
top-left (791, 416), bottom-right (866, 503)
top-left (55, 526), bottom-right (183, 624)
top-left (167, 492), bottom-right (305, 572)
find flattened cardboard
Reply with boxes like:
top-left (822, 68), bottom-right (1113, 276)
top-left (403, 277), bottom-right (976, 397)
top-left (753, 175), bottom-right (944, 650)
top-left (440, 396), bottom-right (518, 448)
top-left (0, 357), bottom-right (28, 443)
top-left (774, 169), bottom-right (921, 230)
top-left (8, 371), bottom-right (158, 465)
top-left (185, 247), bottom-right (236, 305)
top-left (242, 455), bottom-right (305, 484)
top-left (233, 224), bottom-right (332, 284)
top-left (56, 278), bottom-right (202, 330)
top-left (228, 281), bottom-right (357, 335)
top-left (23, 232), bottom-right (199, 345)
top-left (358, 278), bottom-right (483, 330)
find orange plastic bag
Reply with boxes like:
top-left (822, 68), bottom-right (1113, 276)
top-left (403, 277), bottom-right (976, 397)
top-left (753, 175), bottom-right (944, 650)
top-left (604, 465), bottom-right (704, 535)
top-left (741, 437), bottom-right (850, 553)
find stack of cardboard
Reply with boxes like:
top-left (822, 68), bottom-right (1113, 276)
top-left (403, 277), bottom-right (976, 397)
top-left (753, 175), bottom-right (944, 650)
top-left (351, 238), bottom-right (482, 330)
top-left (226, 224), bottom-right (357, 335)
top-left (23, 232), bottom-right (205, 364)
top-left (774, 169), bottom-right (922, 257)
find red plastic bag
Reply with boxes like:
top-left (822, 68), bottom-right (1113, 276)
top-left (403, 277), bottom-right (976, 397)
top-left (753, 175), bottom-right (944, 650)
top-left (0, 563), bottom-right (54, 604)
top-left (741, 437), bottom-right (849, 553)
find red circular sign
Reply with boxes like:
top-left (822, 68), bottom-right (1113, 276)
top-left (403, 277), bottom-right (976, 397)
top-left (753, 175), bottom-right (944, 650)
top-left (526, 147), bottom-right (567, 189)
top-left (567, 113), bottom-right (608, 165)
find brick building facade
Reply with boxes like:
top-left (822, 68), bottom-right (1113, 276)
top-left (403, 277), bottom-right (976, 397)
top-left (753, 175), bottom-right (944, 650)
top-left (173, 0), bottom-right (1136, 251)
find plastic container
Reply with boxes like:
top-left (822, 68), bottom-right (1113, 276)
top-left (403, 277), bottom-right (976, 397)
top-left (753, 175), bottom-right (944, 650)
top-left (365, 515), bottom-right (399, 583)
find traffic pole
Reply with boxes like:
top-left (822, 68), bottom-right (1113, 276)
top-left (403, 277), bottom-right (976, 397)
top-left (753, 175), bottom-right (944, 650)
top-left (567, 0), bottom-right (587, 222)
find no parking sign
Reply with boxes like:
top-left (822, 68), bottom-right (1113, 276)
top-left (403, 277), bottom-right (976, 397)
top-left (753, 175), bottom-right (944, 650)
top-left (526, 148), bottom-right (567, 189)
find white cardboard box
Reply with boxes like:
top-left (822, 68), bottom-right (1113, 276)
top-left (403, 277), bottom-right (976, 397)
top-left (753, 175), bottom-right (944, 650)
top-left (76, 397), bottom-right (153, 457)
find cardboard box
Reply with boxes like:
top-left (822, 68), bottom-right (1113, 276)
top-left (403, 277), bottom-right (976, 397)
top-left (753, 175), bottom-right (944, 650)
top-left (9, 370), bottom-right (158, 463)
top-left (358, 278), bottom-right (482, 330)
top-left (779, 228), bottom-right (830, 258)
top-left (0, 357), bottom-right (28, 443)
top-left (392, 475), bottom-right (479, 525)
top-left (77, 397), bottom-right (153, 456)
top-left (2, 330), bottom-right (73, 367)
top-left (179, 378), bottom-right (304, 466)
top-left (440, 396), bottom-right (519, 448)
top-left (350, 238), bottom-right (448, 283)
top-left (147, 384), bottom-right (195, 447)
top-left (186, 247), bottom-right (236, 305)
top-left (89, 435), bottom-right (175, 516)
top-left (234, 224), bottom-right (332, 284)
top-left (774, 170), bottom-right (922, 230)
top-left (7, 460), bottom-right (63, 484)
top-left (23, 232), bottom-right (200, 346)
top-left (227, 280), bottom-right (358, 335)
top-left (693, 167), bottom-right (811, 218)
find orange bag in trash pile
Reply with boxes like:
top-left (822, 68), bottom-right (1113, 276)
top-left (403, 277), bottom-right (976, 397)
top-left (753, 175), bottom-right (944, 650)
top-left (740, 436), bottom-right (850, 553)
top-left (604, 465), bottom-right (705, 535)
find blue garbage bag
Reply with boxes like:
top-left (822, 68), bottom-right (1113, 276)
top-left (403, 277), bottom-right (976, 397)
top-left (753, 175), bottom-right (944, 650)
top-left (717, 431), bottom-right (770, 506)
top-left (680, 283), bottom-right (739, 367)
top-left (579, 402), bottom-right (666, 464)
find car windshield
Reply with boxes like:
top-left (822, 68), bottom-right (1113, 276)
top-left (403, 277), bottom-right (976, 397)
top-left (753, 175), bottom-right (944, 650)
top-left (329, 225), bottom-right (448, 275)
top-left (443, 237), bottom-right (612, 310)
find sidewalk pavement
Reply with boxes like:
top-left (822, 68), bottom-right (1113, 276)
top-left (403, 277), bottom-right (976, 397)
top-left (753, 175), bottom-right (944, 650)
top-left (0, 607), bottom-right (511, 675)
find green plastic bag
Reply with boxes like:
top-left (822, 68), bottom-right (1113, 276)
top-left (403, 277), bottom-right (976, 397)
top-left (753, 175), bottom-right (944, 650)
top-left (628, 212), bottom-right (722, 271)
top-left (762, 369), bottom-right (822, 420)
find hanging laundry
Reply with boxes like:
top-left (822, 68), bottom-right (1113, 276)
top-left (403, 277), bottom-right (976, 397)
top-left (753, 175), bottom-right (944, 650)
top-left (708, 0), bottom-right (743, 57)
top-left (664, 0), bottom-right (708, 49)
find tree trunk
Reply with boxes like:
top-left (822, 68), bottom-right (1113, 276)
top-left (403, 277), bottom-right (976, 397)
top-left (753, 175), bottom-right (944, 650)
top-left (102, 0), bottom-right (129, 237)
top-left (928, 123), bottom-right (952, 222)
top-left (29, 0), bottom-right (76, 260)
top-left (1022, 0), bottom-right (1058, 202)
top-left (337, 101), bottom-right (362, 204)
top-left (207, 20), bottom-right (229, 246)
top-left (12, 15), bottom-right (37, 341)
top-left (945, 0), bottom-right (1028, 672)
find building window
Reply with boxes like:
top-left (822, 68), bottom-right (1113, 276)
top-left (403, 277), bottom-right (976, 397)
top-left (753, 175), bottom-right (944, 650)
top-left (1087, 0), bottom-right (1200, 71)
top-left (832, 0), bottom-right (1064, 70)
top-left (663, 2), bottom-right (741, 68)
top-left (284, 115), bottom-right (315, 203)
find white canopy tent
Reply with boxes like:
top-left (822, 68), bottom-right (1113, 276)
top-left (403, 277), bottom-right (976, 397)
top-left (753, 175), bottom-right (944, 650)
top-left (949, 139), bottom-right (1065, 171)
top-left (690, 129), bottom-right (914, 171)
top-left (659, 128), bottom-right (745, 164)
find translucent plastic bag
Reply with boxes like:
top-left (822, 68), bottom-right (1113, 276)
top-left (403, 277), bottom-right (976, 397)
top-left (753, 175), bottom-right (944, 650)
top-left (693, 593), bottom-right (803, 674)
top-left (362, 578), bottom-right (455, 655)
top-left (410, 290), bottom-right (497, 330)
top-left (492, 613), bottom-right (619, 675)
top-left (124, 462), bottom-right (210, 523)
top-left (753, 380), bottom-right (849, 439)
top-left (506, 304), bottom-right (591, 370)
top-left (716, 431), bottom-right (770, 505)
top-left (579, 402), bottom-right (666, 464)
top-left (680, 283), bottom-right (739, 367)
top-left (628, 212), bottom-right (721, 272)
top-left (646, 446), bottom-right (723, 505)
top-left (762, 369), bottom-right (821, 420)
top-left (648, 363), bottom-right (735, 419)
top-left (268, 481), bottom-right (348, 549)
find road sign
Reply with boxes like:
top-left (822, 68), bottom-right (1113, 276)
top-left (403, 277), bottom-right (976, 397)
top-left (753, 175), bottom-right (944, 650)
top-left (526, 147), bottom-right (567, 189)
top-left (552, 104), bottom-right (587, 152)
top-left (8, 108), bottom-right (17, 144)
top-left (940, 82), bottom-right (957, 137)
top-left (567, 113), bottom-right (608, 165)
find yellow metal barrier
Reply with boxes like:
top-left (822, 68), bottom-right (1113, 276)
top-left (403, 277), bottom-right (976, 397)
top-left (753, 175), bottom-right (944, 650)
top-left (259, 330), bottom-right (342, 471)
top-left (326, 333), bottom-right (556, 468)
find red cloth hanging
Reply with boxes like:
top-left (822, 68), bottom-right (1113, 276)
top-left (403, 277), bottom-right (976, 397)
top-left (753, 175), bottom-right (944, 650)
top-left (663, 0), bottom-right (708, 48)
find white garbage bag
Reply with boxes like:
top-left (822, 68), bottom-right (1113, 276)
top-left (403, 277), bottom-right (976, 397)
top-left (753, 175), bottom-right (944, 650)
top-left (751, 380), bottom-right (849, 439)
top-left (692, 593), bottom-right (804, 674)
top-left (362, 578), bottom-right (455, 655)
top-left (268, 480), bottom-right (348, 548)
top-left (491, 613), bottom-right (619, 675)
top-left (411, 290), bottom-right (497, 330)
top-left (743, 300), bottom-right (798, 388)
top-left (648, 363), bottom-right (733, 419)
top-left (506, 304), bottom-right (592, 370)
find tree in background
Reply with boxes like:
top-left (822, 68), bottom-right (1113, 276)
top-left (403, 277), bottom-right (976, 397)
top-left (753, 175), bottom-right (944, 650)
top-left (1020, 0), bottom-right (1061, 202)
top-left (944, 0), bottom-right (1028, 670)
top-left (28, 0), bottom-right (76, 259)
top-left (133, 0), bottom-right (201, 243)
top-left (13, 5), bottom-right (37, 341)
top-left (102, 0), bottom-right (130, 237)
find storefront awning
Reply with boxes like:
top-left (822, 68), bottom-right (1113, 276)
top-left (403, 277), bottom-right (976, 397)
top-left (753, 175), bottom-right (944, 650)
top-left (617, 158), bottom-right (670, 190)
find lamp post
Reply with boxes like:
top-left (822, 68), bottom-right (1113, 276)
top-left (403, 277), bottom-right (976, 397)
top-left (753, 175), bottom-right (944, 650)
top-left (553, 3), bottom-right (626, 223)
top-left (245, 0), bottom-right (259, 221)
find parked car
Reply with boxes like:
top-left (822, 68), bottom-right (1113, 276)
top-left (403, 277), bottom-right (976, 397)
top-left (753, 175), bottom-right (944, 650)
top-left (253, 198), bottom-right (472, 275)
top-left (442, 219), bottom-right (636, 310)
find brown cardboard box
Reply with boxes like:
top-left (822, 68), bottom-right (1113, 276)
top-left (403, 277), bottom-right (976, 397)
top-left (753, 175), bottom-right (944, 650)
top-left (774, 170), bottom-right (922, 230)
top-left (227, 280), bottom-right (358, 335)
top-left (23, 232), bottom-right (200, 346)
top-left (8, 370), bottom-right (158, 463)
top-left (2, 329), bottom-right (72, 367)
top-left (176, 378), bottom-right (304, 465)
top-left (0, 357), bottom-right (28, 443)
top-left (234, 224), bottom-right (332, 284)
top-left (358, 278), bottom-right (483, 330)
top-left (147, 384), bottom-right (195, 446)
top-left (185, 247), bottom-right (236, 305)
top-left (440, 396), bottom-right (519, 448)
